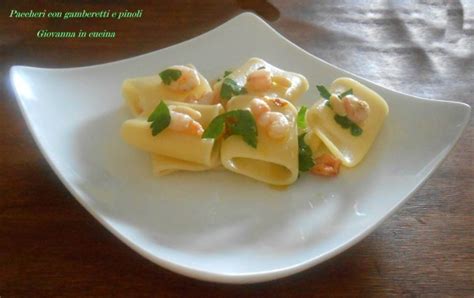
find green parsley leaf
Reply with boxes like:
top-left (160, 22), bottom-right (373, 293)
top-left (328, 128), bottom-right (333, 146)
top-left (334, 114), bottom-right (364, 136)
top-left (339, 88), bottom-right (353, 98)
top-left (297, 106), bottom-right (308, 129)
top-left (202, 113), bottom-right (226, 140)
top-left (318, 86), bottom-right (362, 136)
top-left (350, 123), bottom-right (363, 136)
top-left (147, 101), bottom-right (171, 136)
top-left (220, 78), bottom-right (247, 101)
top-left (316, 85), bottom-right (331, 99)
top-left (159, 69), bottom-right (182, 85)
top-left (224, 70), bottom-right (232, 77)
top-left (202, 110), bottom-right (258, 148)
top-left (298, 133), bottom-right (315, 171)
top-left (226, 110), bottom-right (257, 148)
top-left (334, 114), bottom-right (352, 129)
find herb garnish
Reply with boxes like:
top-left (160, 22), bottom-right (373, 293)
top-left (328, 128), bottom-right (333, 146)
top-left (334, 114), bottom-right (363, 136)
top-left (202, 110), bottom-right (257, 148)
top-left (318, 85), bottom-right (353, 108)
top-left (316, 85), bottom-right (331, 99)
top-left (297, 106), bottom-right (308, 129)
top-left (220, 78), bottom-right (247, 101)
top-left (350, 124), bottom-right (363, 136)
top-left (317, 85), bottom-right (362, 136)
top-left (147, 101), bottom-right (171, 136)
top-left (339, 89), bottom-right (353, 98)
top-left (317, 85), bottom-right (353, 100)
top-left (334, 114), bottom-right (352, 129)
top-left (216, 70), bottom-right (233, 82)
top-left (159, 69), bottom-right (182, 85)
top-left (298, 133), bottom-right (315, 171)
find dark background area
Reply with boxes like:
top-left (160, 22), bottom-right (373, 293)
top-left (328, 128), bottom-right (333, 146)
top-left (1, 0), bottom-right (473, 296)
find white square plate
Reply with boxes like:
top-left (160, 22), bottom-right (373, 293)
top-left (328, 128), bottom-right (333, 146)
top-left (10, 13), bottom-right (470, 283)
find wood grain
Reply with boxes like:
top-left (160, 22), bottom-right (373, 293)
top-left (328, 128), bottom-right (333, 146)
top-left (1, 1), bottom-right (473, 296)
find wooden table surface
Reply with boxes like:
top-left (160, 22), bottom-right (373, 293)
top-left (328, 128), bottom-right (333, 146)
top-left (1, 1), bottom-right (473, 296)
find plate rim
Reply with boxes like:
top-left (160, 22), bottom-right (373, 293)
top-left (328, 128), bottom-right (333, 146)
top-left (9, 12), bottom-right (471, 284)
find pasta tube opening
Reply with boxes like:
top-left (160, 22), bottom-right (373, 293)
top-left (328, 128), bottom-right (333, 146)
top-left (228, 157), bottom-right (294, 184)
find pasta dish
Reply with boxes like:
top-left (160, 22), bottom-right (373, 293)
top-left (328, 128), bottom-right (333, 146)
top-left (120, 58), bottom-right (389, 186)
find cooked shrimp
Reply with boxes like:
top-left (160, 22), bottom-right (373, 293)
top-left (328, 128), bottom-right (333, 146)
top-left (169, 111), bottom-right (204, 136)
top-left (184, 94), bottom-right (197, 103)
top-left (186, 121), bottom-right (205, 136)
top-left (250, 97), bottom-right (271, 117)
top-left (329, 94), bottom-right (346, 116)
top-left (311, 153), bottom-right (341, 177)
top-left (246, 69), bottom-right (272, 92)
top-left (267, 114), bottom-right (290, 139)
top-left (256, 111), bottom-right (290, 139)
top-left (342, 95), bottom-right (370, 124)
top-left (256, 111), bottom-right (273, 127)
top-left (166, 65), bottom-right (200, 92)
top-left (267, 97), bottom-right (288, 107)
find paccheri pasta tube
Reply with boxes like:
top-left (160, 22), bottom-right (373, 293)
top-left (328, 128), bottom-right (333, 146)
top-left (121, 101), bottom-right (224, 174)
top-left (220, 95), bottom-right (299, 185)
top-left (307, 77), bottom-right (389, 167)
top-left (213, 57), bottom-right (309, 103)
top-left (122, 65), bottom-right (212, 116)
